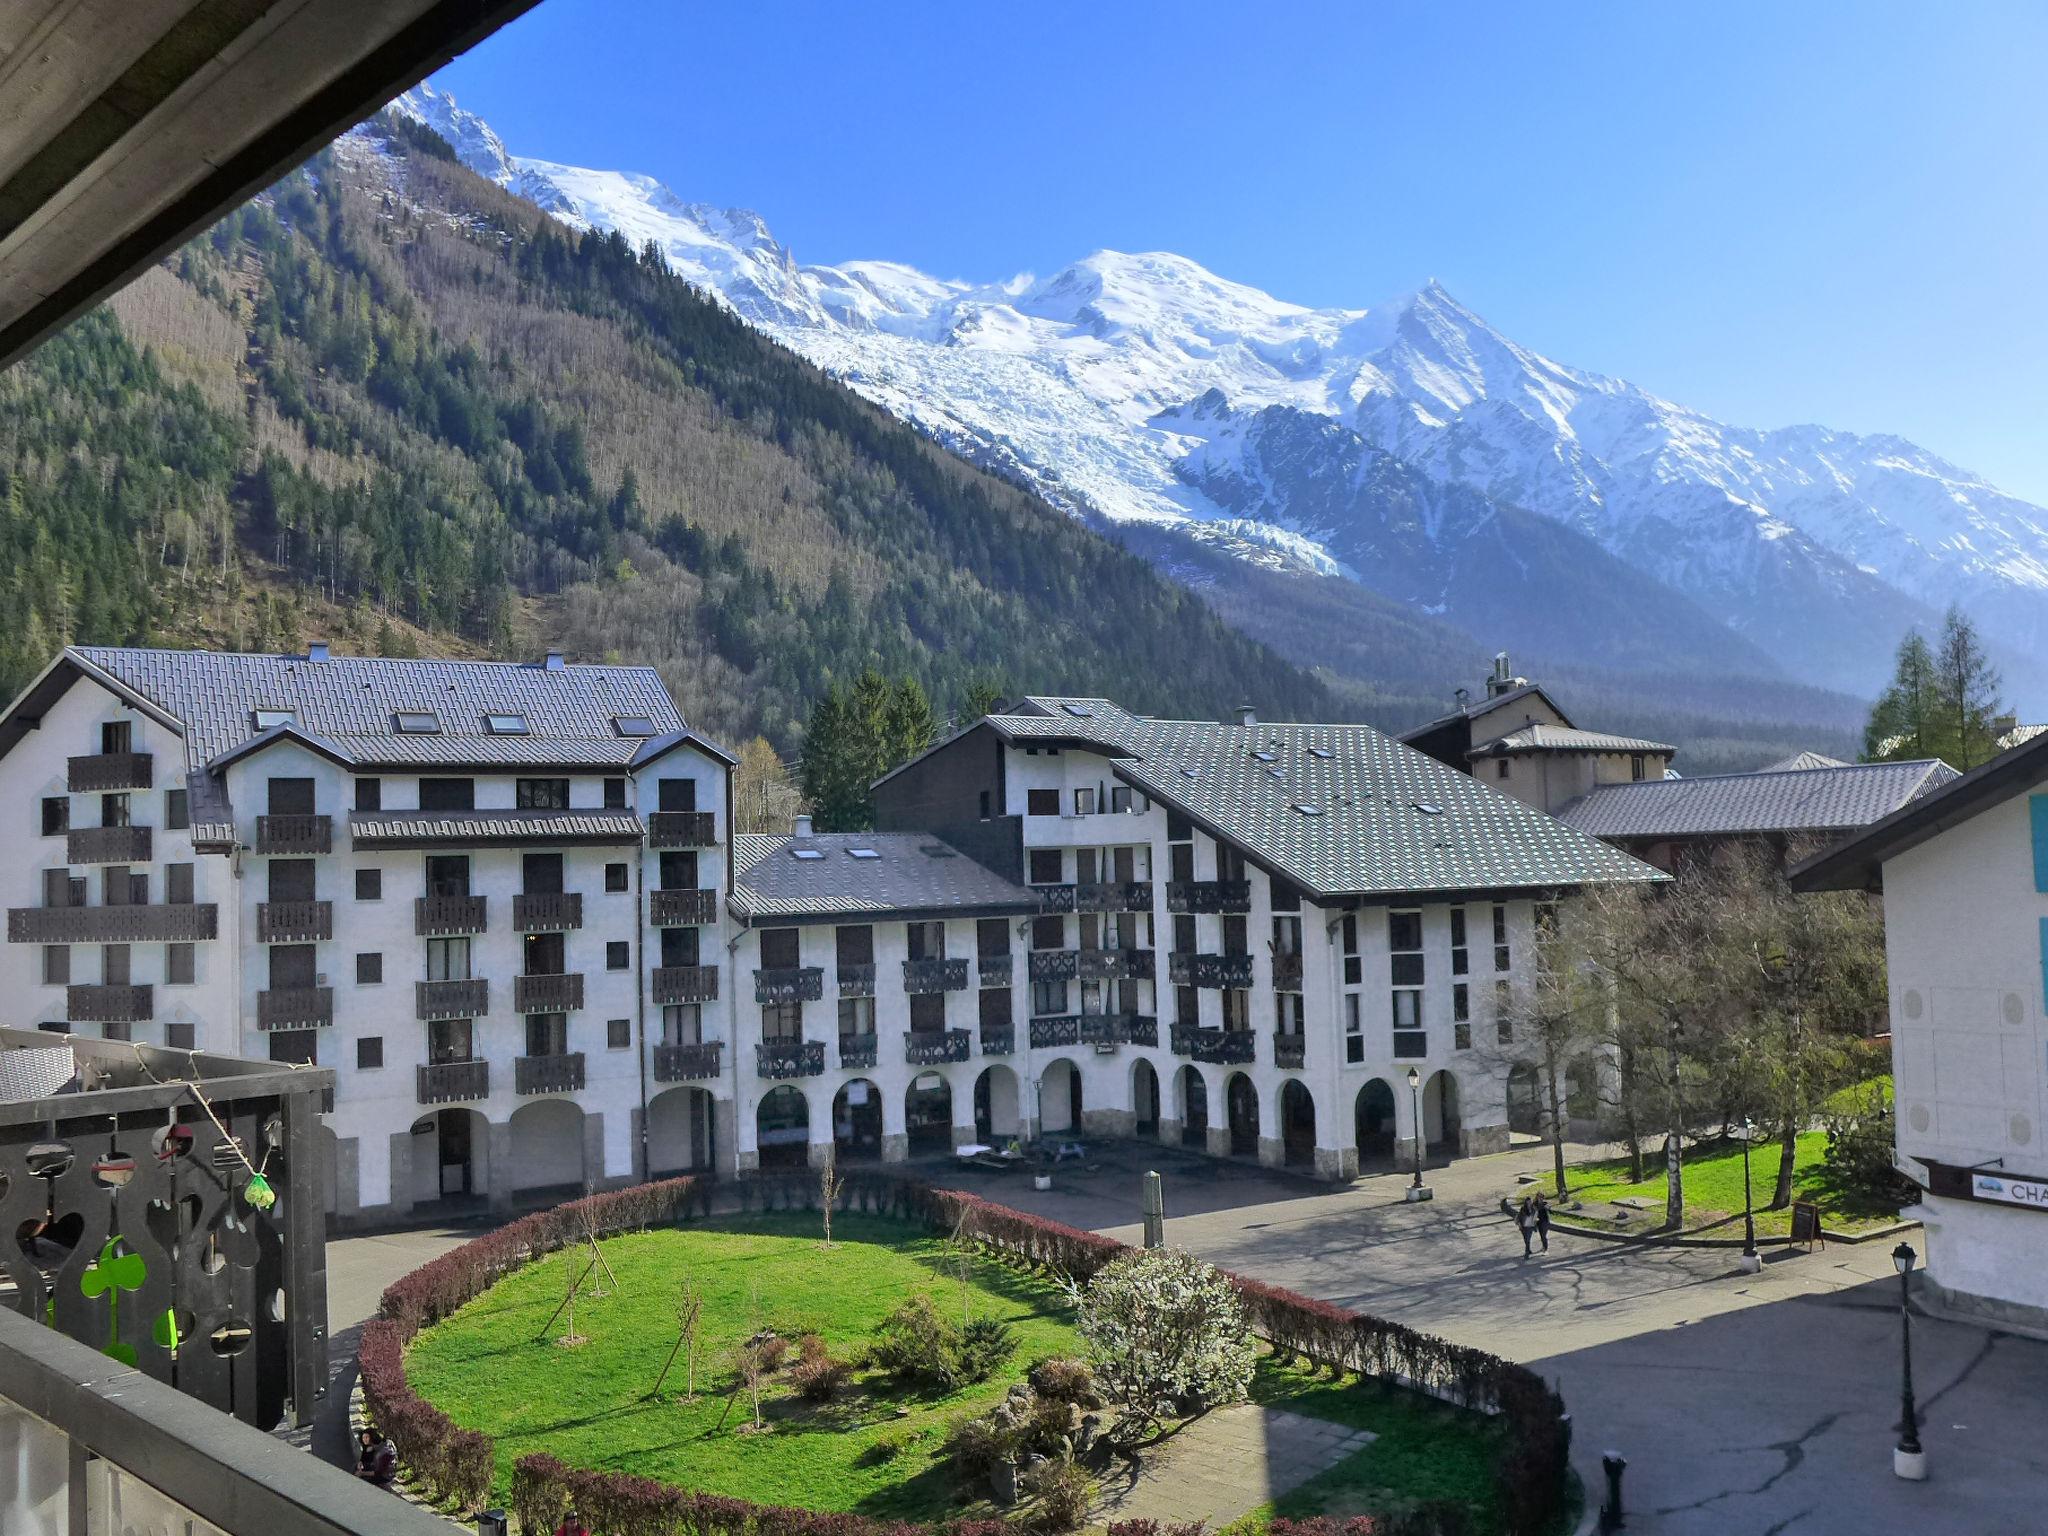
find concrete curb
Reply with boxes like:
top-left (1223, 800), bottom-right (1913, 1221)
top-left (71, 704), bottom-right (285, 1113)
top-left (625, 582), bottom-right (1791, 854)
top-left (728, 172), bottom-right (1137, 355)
top-left (1520, 1198), bottom-right (1922, 1252)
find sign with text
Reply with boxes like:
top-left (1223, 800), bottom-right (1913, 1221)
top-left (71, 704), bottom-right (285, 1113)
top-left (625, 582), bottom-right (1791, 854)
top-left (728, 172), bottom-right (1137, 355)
top-left (1971, 1172), bottom-right (2048, 1212)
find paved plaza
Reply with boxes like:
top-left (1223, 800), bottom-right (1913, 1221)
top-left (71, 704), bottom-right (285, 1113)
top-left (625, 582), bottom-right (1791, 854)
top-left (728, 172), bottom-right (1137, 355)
top-left (322, 1142), bottom-right (2048, 1535)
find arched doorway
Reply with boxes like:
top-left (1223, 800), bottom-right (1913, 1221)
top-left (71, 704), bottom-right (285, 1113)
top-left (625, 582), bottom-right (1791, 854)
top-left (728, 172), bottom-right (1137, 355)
top-left (1507, 1063), bottom-right (1542, 1136)
top-left (1225, 1073), bottom-right (1259, 1158)
top-left (1354, 1080), bottom-right (1395, 1169)
top-left (1566, 1057), bottom-right (1600, 1126)
top-left (1423, 1070), bottom-right (1460, 1157)
top-left (757, 1085), bottom-right (810, 1170)
top-left (648, 1085), bottom-right (715, 1175)
top-left (974, 1065), bottom-right (1022, 1143)
top-left (1178, 1066), bottom-right (1208, 1148)
top-left (831, 1080), bottom-right (882, 1161)
top-left (1131, 1059), bottom-right (1160, 1138)
top-left (905, 1073), bottom-right (953, 1154)
top-left (1280, 1080), bottom-right (1316, 1168)
top-left (506, 1098), bottom-right (584, 1197)
top-left (408, 1107), bottom-right (490, 1206)
top-left (1039, 1059), bottom-right (1082, 1135)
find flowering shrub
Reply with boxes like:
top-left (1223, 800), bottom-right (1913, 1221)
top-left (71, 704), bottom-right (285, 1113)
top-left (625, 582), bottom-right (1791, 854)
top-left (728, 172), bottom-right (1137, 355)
top-left (1066, 1248), bottom-right (1256, 1442)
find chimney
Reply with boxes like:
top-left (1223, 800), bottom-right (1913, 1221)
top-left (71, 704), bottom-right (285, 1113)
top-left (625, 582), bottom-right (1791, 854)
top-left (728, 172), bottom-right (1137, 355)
top-left (1235, 704), bottom-right (1257, 729)
top-left (306, 641), bottom-right (330, 662)
top-left (1994, 713), bottom-right (2018, 736)
top-left (794, 814), bottom-right (814, 837)
top-left (1453, 685), bottom-right (1470, 712)
top-left (543, 651), bottom-right (565, 671)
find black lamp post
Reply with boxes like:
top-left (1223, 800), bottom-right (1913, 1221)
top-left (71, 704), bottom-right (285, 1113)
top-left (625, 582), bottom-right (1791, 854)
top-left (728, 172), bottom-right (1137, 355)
top-left (1892, 1241), bottom-right (1925, 1479)
top-left (1407, 1066), bottom-right (1423, 1188)
top-left (1739, 1116), bottom-right (1758, 1268)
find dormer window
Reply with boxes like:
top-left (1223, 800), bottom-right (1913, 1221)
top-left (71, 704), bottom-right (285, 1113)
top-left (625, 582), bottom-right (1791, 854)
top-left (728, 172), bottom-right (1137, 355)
top-left (485, 713), bottom-right (529, 736)
top-left (394, 711), bottom-right (440, 735)
top-left (252, 709), bottom-right (295, 731)
top-left (1060, 702), bottom-right (1094, 719)
top-left (848, 847), bottom-right (880, 860)
top-left (613, 715), bottom-right (657, 737)
top-left (792, 848), bottom-right (825, 861)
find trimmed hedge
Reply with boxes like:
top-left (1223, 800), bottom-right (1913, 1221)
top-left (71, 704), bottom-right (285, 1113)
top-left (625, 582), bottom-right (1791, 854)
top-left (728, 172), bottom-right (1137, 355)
top-left (363, 1173), bottom-right (1569, 1536)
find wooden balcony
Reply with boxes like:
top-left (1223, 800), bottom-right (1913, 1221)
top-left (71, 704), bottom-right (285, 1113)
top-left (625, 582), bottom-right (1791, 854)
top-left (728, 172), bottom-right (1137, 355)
top-left (1122, 1013), bottom-right (1160, 1048)
top-left (415, 894), bottom-right (487, 936)
top-left (1033, 883), bottom-right (1077, 913)
top-left (515, 1052), bottom-right (586, 1095)
top-left (416, 1058), bottom-right (489, 1104)
top-left (1028, 949), bottom-right (1078, 983)
top-left (514, 972), bottom-right (584, 1014)
top-left (754, 966), bottom-right (823, 1005)
top-left (415, 978), bottom-right (488, 1021)
top-left (1078, 947), bottom-right (1154, 981)
top-left (836, 962), bottom-right (877, 997)
top-left (756, 1039), bottom-right (825, 1079)
top-left (1273, 953), bottom-right (1304, 991)
top-left (9, 904), bottom-right (216, 943)
top-left (67, 751), bottom-right (153, 792)
top-left (256, 986), bottom-right (332, 1030)
top-left (1164, 879), bottom-right (1252, 915)
top-left (1274, 1032), bottom-right (1305, 1070)
top-left (1074, 881), bottom-right (1153, 913)
top-left (1029, 1015), bottom-right (1081, 1048)
top-left (1167, 952), bottom-right (1256, 989)
top-left (653, 965), bottom-right (719, 1005)
top-left (1169, 1023), bottom-right (1256, 1064)
top-left (256, 899), bottom-right (331, 943)
top-left (902, 957), bottom-right (969, 995)
top-left (649, 887), bottom-right (719, 926)
top-left (648, 811), bottom-right (717, 850)
top-left (904, 1028), bottom-right (970, 1065)
top-left (976, 952), bottom-right (1013, 986)
top-left (979, 1021), bottom-right (1015, 1055)
top-left (255, 814), bottom-right (331, 855)
top-left (653, 1041), bottom-right (723, 1083)
top-left (67, 983), bottom-right (151, 1023)
top-left (838, 1033), bottom-right (878, 1070)
top-left (67, 825), bottom-right (151, 864)
top-left (513, 892), bottom-right (583, 932)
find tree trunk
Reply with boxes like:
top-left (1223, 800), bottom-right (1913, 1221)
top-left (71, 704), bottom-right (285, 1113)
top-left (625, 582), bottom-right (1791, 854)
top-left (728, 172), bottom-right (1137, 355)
top-left (1664, 1026), bottom-right (1685, 1231)
top-left (1544, 1035), bottom-right (1568, 1197)
top-left (1771, 1118), bottom-right (1797, 1209)
top-left (1619, 1042), bottom-right (1644, 1183)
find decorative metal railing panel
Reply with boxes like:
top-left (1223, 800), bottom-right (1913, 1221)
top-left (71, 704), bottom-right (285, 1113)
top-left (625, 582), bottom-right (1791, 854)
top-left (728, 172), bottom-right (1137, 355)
top-left (414, 894), bottom-right (487, 936)
top-left (653, 966), bottom-right (718, 1005)
top-left (1073, 881), bottom-right (1153, 912)
top-left (255, 987), bottom-right (331, 1031)
top-left (9, 905), bottom-right (217, 944)
top-left (836, 962), bottom-right (877, 997)
top-left (67, 826), bottom-right (151, 865)
top-left (415, 978), bottom-right (487, 1021)
top-left (1078, 1015), bottom-right (1125, 1048)
top-left (838, 1034), bottom-right (878, 1070)
top-left (979, 1022), bottom-right (1016, 1055)
top-left (901, 957), bottom-right (970, 994)
top-left (1028, 949), bottom-right (1078, 983)
top-left (1033, 884), bottom-right (1076, 913)
top-left (648, 811), bottom-right (717, 849)
top-left (1122, 1014), bottom-right (1160, 1048)
top-left (253, 815), bottom-right (331, 855)
top-left (1029, 1015), bottom-right (1081, 1048)
top-left (514, 972), bottom-right (583, 1014)
top-left (1078, 947), bottom-right (1154, 981)
top-left (756, 1039), bottom-right (825, 1079)
top-left (1164, 879), bottom-right (1252, 915)
top-left (653, 1042), bottom-right (723, 1082)
top-left (416, 1058), bottom-right (489, 1104)
top-left (255, 900), bottom-right (331, 944)
top-left (649, 887), bottom-right (719, 926)
top-left (514, 1052), bottom-right (585, 1095)
top-left (1170, 1023), bottom-right (1257, 1063)
top-left (754, 966), bottom-right (823, 1005)
top-left (513, 892), bottom-right (583, 932)
top-left (976, 952), bottom-right (1013, 986)
top-left (66, 751), bottom-right (153, 792)
top-left (1274, 1032), bottom-right (1306, 1070)
top-left (1168, 952), bottom-right (1256, 989)
top-left (904, 1028), bottom-right (970, 1065)
top-left (67, 984), bottom-right (152, 1024)
top-left (1273, 953), bottom-right (1304, 991)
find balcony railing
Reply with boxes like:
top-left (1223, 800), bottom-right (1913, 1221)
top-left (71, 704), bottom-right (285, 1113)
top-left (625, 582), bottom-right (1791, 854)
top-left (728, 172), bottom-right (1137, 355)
top-left (1033, 883), bottom-right (1076, 913)
top-left (755, 966), bottom-right (823, 1005)
top-left (902, 957), bottom-right (969, 994)
top-left (1079, 1014), bottom-right (1125, 1048)
top-left (415, 893), bottom-right (487, 936)
top-left (415, 978), bottom-right (488, 1021)
top-left (514, 972), bottom-right (584, 1013)
top-left (653, 965), bottom-right (719, 1005)
top-left (1029, 1015), bottom-right (1081, 1048)
top-left (1170, 1023), bottom-right (1256, 1064)
top-left (979, 1021), bottom-right (1015, 1055)
top-left (513, 891), bottom-right (583, 932)
top-left (654, 1041), bottom-right (724, 1082)
top-left (256, 899), bottom-right (331, 943)
top-left (416, 1058), bottom-right (489, 1104)
top-left (1074, 880), bottom-right (1154, 912)
top-left (837, 962), bottom-right (877, 997)
top-left (255, 814), bottom-right (331, 855)
top-left (977, 952), bottom-right (1013, 986)
top-left (1167, 951), bottom-right (1256, 989)
top-left (1078, 946), bottom-right (1154, 981)
top-left (905, 1028), bottom-right (970, 1065)
top-left (1164, 879), bottom-right (1252, 915)
top-left (66, 751), bottom-right (153, 792)
top-left (8, 904), bottom-right (216, 943)
top-left (649, 887), bottom-right (719, 926)
top-left (515, 1052), bottom-right (586, 1095)
top-left (67, 983), bottom-right (152, 1024)
top-left (67, 825), bottom-right (151, 864)
top-left (1274, 1032), bottom-right (1305, 1070)
top-left (757, 1039), bottom-right (826, 1079)
top-left (1029, 949), bottom-right (1078, 983)
top-left (1122, 1013), bottom-right (1160, 1048)
top-left (257, 986), bottom-right (333, 1030)
top-left (1273, 953), bottom-right (1304, 991)
top-left (839, 1033), bottom-right (878, 1070)
top-left (649, 811), bottom-right (718, 849)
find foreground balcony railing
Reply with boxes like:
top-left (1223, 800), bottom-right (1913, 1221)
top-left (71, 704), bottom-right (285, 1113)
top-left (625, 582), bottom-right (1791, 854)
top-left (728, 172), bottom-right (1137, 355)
top-left (66, 750), bottom-right (153, 792)
top-left (1274, 1031), bottom-right (1306, 1070)
top-left (1028, 949), bottom-right (1078, 983)
top-left (979, 1021), bottom-right (1016, 1055)
top-left (257, 985), bottom-right (333, 1030)
top-left (837, 961), bottom-right (877, 997)
top-left (8, 903), bottom-right (216, 943)
top-left (757, 1038), bottom-right (825, 1079)
top-left (513, 891), bottom-right (583, 932)
top-left (67, 824), bottom-right (151, 864)
top-left (1033, 883), bottom-right (1077, 913)
top-left (839, 1032), bottom-right (878, 1070)
top-left (653, 964), bottom-right (719, 1005)
top-left (515, 1051), bottom-right (586, 1095)
top-left (256, 898), bottom-right (331, 943)
top-left (415, 893), bottom-right (487, 936)
top-left (1078, 946), bottom-right (1154, 981)
top-left (515, 971), bottom-right (584, 1013)
top-left (416, 1058), bottom-right (489, 1104)
top-left (67, 983), bottom-right (152, 1024)
top-left (649, 810), bottom-right (718, 849)
top-left (649, 886), bottom-right (720, 926)
top-left (1167, 951), bottom-right (1256, 989)
top-left (1074, 880), bottom-right (1153, 912)
top-left (905, 1027), bottom-right (971, 1064)
top-left (255, 813), bottom-right (332, 855)
top-left (654, 1041), bottom-right (724, 1082)
top-left (755, 965), bottom-right (823, 1005)
top-left (1170, 1022), bottom-right (1256, 1063)
top-left (977, 952), bottom-right (1013, 986)
top-left (902, 957), bottom-right (969, 994)
top-left (415, 977), bottom-right (487, 1021)
top-left (1164, 878), bottom-right (1252, 915)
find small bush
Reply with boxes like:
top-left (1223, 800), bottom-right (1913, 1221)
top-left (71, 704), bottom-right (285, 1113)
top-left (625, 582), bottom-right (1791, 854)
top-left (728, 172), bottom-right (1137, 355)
top-left (1024, 1393), bottom-right (1080, 1457)
top-left (944, 1412), bottom-right (1023, 1476)
top-left (1109, 1522), bottom-right (1208, 1536)
top-left (797, 1332), bottom-right (829, 1365)
top-left (754, 1334), bottom-right (791, 1371)
top-left (1821, 1089), bottom-right (1919, 1213)
top-left (1028, 1357), bottom-right (1098, 1407)
top-left (791, 1355), bottom-right (851, 1403)
top-left (1025, 1457), bottom-right (1091, 1533)
top-left (857, 1431), bottom-right (911, 1467)
top-left (957, 1317), bottom-right (1018, 1382)
top-left (871, 1294), bottom-right (962, 1391)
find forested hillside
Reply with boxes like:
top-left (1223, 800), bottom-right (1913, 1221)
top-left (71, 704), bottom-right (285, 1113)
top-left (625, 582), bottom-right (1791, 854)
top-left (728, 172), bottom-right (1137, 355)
top-left (0, 114), bottom-right (1329, 746)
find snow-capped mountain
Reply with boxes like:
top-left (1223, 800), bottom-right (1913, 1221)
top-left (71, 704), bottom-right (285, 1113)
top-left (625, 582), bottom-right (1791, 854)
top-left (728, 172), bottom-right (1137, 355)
top-left (393, 83), bottom-right (2048, 697)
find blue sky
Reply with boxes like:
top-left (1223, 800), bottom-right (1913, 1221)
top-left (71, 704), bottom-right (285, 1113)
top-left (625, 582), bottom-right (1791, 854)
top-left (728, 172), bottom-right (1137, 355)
top-left (437, 1), bottom-right (2048, 501)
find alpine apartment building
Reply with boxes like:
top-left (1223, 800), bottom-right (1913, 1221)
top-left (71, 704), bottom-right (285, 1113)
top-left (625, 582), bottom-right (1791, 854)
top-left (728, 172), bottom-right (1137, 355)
top-left (0, 651), bottom-right (1664, 1219)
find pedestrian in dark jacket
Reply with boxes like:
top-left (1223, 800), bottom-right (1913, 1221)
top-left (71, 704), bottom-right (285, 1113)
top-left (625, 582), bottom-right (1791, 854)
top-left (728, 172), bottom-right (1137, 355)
top-left (1535, 1193), bottom-right (1551, 1252)
top-left (1515, 1196), bottom-right (1535, 1257)
top-left (356, 1428), bottom-right (397, 1488)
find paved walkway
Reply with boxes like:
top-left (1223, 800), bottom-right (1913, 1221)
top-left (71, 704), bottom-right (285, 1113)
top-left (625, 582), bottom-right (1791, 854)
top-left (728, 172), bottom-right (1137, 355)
top-left (1089, 1404), bottom-right (1374, 1529)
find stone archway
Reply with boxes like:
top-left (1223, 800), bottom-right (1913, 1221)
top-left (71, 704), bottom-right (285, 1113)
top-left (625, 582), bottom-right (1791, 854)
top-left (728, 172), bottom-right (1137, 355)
top-left (1178, 1065), bottom-right (1209, 1148)
top-left (974, 1064), bottom-right (1022, 1143)
top-left (905, 1073), bottom-right (953, 1154)
top-left (408, 1107), bottom-right (490, 1206)
top-left (1353, 1079), bottom-right (1395, 1169)
top-left (1280, 1079), bottom-right (1316, 1168)
top-left (1038, 1059), bottom-right (1082, 1136)
top-left (648, 1085), bottom-right (715, 1175)
top-left (1507, 1063), bottom-right (1542, 1136)
top-left (831, 1079), bottom-right (883, 1161)
top-left (757, 1085), bottom-right (810, 1170)
top-left (506, 1097), bottom-right (584, 1196)
top-left (1131, 1058), bottom-right (1160, 1138)
top-left (1423, 1070), bottom-right (1460, 1155)
top-left (1225, 1073), bottom-right (1258, 1158)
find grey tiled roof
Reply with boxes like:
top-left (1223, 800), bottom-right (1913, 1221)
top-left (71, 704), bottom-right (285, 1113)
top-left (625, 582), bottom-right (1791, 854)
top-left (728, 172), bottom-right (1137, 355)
top-left (732, 832), bottom-right (1039, 920)
top-left (1474, 724), bottom-right (1675, 756)
top-left (1760, 751), bottom-right (1847, 773)
top-left (1558, 759), bottom-right (1958, 841)
top-left (348, 810), bottom-right (646, 847)
top-left (988, 697), bottom-right (1664, 899)
top-left (1397, 683), bottom-right (1559, 740)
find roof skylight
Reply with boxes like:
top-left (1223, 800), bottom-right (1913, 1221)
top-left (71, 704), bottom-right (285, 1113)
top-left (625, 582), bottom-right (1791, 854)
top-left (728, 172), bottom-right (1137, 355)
top-left (1251, 750), bottom-right (1277, 763)
top-left (1413, 802), bottom-right (1443, 816)
top-left (848, 847), bottom-right (881, 859)
top-left (484, 713), bottom-right (529, 735)
top-left (792, 847), bottom-right (825, 861)
top-left (1293, 802), bottom-right (1324, 816)
top-left (613, 715), bottom-right (657, 737)
top-left (1060, 702), bottom-right (1095, 718)
top-left (393, 711), bottom-right (440, 735)
top-left (252, 708), bottom-right (295, 731)
top-left (1307, 746), bottom-right (1333, 759)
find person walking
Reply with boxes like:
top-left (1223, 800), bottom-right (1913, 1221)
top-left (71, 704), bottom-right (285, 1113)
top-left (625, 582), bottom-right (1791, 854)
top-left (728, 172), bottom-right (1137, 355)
top-left (1515, 1196), bottom-right (1535, 1258)
top-left (1534, 1192), bottom-right (1551, 1253)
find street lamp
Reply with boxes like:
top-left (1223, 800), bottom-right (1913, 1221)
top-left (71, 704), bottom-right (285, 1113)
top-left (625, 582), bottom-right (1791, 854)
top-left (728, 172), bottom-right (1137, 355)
top-left (1403, 1066), bottom-right (1432, 1203)
top-left (1738, 1117), bottom-right (1760, 1273)
top-left (1892, 1242), bottom-right (1925, 1480)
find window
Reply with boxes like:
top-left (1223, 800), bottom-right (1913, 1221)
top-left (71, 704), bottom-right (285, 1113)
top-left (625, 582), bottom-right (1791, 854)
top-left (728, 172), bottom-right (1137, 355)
top-left (660, 851), bottom-right (699, 890)
top-left (613, 714), bottom-right (657, 737)
top-left (425, 855), bottom-right (470, 895)
top-left (1389, 910), bottom-right (1423, 986)
top-left (607, 1018), bottom-right (631, 1050)
top-left (836, 925), bottom-right (875, 967)
top-left (166, 943), bottom-right (194, 985)
top-left (127, 871), bottom-right (150, 906)
top-left (1496, 759), bottom-right (1510, 779)
top-left (355, 868), bottom-right (382, 902)
top-left (167, 864), bottom-right (194, 905)
top-left (607, 941), bottom-right (630, 971)
top-left (103, 945), bottom-right (130, 985)
top-left (269, 1030), bottom-right (317, 1065)
top-left (760, 928), bottom-right (801, 968)
top-left (906, 921), bottom-right (945, 961)
top-left (102, 867), bottom-right (130, 908)
top-left (1453, 982), bottom-right (1469, 1022)
top-left (252, 709), bottom-right (295, 732)
top-left (357, 953), bottom-right (383, 985)
top-left (1276, 991), bottom-right (1304, 1033)
top-left (517, 778), bottom-right (570, 810)
top-left (526, 1013), bottom-right (568, 1057)
top-left (979, 987), bottom-right (1010, 1029)
top-left (1222, 914), bottom-right (1249, 956)
top-left (1176, 985), bottom-right (1199, 1027)
top-left (426, 938), bottom-right (472, 981)
top-left (1217, 845), bottom-right (1246, 882)
top-left (661, 1005), bottom-right (702, 1046)
top-left (1631, 753), bottom-right (1646, 781)
top-left (40, 797), bottom-right (67, 836)
top-left (522, 852), bottom-right (564, 895)
top-left (1031, 915), bottom-right (1065, 950)
top-left (166, 1021), bottom-right (194, 1050)
top-left (356, 778), bottom-right (382, 812)
top-left (909, 993), bottom-right (947, 1031)
top-left (419, 778), bottom-right (474, 812)
top-left (44, 869), bottom-right (82, 908)
top-left (1451, 907), bottom-right (1468, 976)
top-left (1221, 989), bottom-right (1250, 1030)
top-left (1166, 810), bottom-right (1193, 842)
top-left (979, 790), bottom-right (992, 820)
top-left (1493, 903), bottom-right (1511, 972)
top-left (604, 777), bottom-right (626, 809)
top-left (1032, 979), bottom-right (1069, 1016)
top-left (486, 713), bottom-right (530, 735)
top-left (428, 1018), bottom-right (474, 1063)
top-left (1109, 785), bottom-right (1133, 813)
top-left (1028, 848), bottom-right (1062, 884)
top-left (524, 931), bottom-right (567, 976)
top-left (100, 721), bottom-right (132, 755)
top-left (605, 862), bottom-right (629, 893)
top-left (760, 1000), bottom-right (803, 1039)
top-left (393, 711), bottom-right (441, 734)
top-left (1027, 788), bottom-right (1060, 817)
top-left (100, 1022), bottom-right (130, 1043)
top-left (1392, 989), bottom-right (1426, 1058)
top-left (1496, 980), bottom-right (1514, 1043)
top-left (661, 927), bottom-right (701, 967)
top-left (976, 918), bottom-right (1010, 959)
top-left (356, 1036), bottom-right (384, 1070)
top-left (42, 946), bottom-right (69, 985)
top-left (266, 777), bottom-right (315, 815)
top-left (1073, 787), bottom-right (1096, 815)
top-left (101, 793), bottom-right (129, 828)
top-left (165, 789), bottom-right (188, 830)
top-left (658, 778), bottom-right (697, 813)
top-left (839, 996), bottom-right (876, 1036)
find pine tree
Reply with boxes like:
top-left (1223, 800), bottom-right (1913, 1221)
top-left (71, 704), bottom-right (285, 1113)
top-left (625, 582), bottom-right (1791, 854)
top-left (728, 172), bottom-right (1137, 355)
top-left (1934, 604), bottom-right (2004, 769)
top-left (886, 676), bottom-right (936, 765)
top-left (798, 685), bottom-right (870, 832)
top-left (1862, 632), bottom-right (1942, 762)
